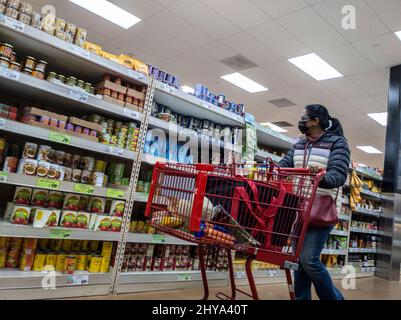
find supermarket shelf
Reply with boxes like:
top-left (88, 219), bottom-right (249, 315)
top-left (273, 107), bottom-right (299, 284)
top-left (0, 68), bottom-right (144, 122)
top-left (349, 248), bottom-right (378, 253)
top-left (117, 270), bottom-right (228, 294)
top-left (352, 206), bottom-right (382, 218)
top-left (154, 81), bottom-right (244, 127)
top-left (360, 189), bottom-right (382, 200)
top-left (0, 172), bottom-right (129, 200)
top-left (125, 233), bottom-right (195, 246)
top-left (328, 267), bottom-right (376, 277)
top-left (321, 249), bottom-right (347, 255)
top-left (339, 214), bottom-right (351, 220)
top-left (0, 120), bottom-right (138, 160)
top-left (255, 123), bottom-right (296, 150)
top-left (354, 167), bottom-right (383, 182)
top-left (255, 149), bottom-right (283, 163)
top-left (0, 15), bottom-right (148, 85)
top-left (330, 229), bottom-right (349, 237)
top-left (350, 227), bottom-right (384, 235)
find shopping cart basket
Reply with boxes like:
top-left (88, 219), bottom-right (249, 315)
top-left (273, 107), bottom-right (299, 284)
top-left (144, 162), bottom-right (325, 300)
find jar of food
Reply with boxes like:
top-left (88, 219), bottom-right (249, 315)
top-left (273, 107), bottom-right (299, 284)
top-left (0, 3), bottom-right (5, 14)
top-left (54, 30), bottom-right (66, 41)
top-left (10, 51), bottom-right (17, 62)
top-left (22, 67), bottom-right (32, 75)
top-left (84, 82), bottom-right (92, 93)
top-left (0, 57), bottom-right (10, 68)
top-left (57, 74), bottom-right (66, 83)
top-left (30, 12), bottom-right (41, 29)
top-left (18, 12), bottom-right (31, 24)
top-left (54, 18), bottom-right (66, 31)
top-left (5, 7), bottom-right (18, 19)
top-left (111, 91), bottom-right (118, 99)
top-left (118, 93), bottom-right (125, 101)
top-left (0, 0), bottom-right (7, 4)
top-left (6, 0), bottom-right (20, 10)
top-left (9, 62), bottom-right (22, 72)
top-left (35, 60), bottom-right (47, 73)
top-left (0, 43), bottom-right (14, 59)
top-left (19, 2), bottom-right (32, 14)
top-left (74, 28), bottom-right (87, 48)
top-left (102, 74), bottom-right (112, 82)
top-left (24, 56), bottom-right (36, 69)
top-left (76, 80), bottom-right (85, 89)
top-left (114, 77), bottom-right (122, 85)
top-left (66, 76), bottom-right (77, 86)
top-left (47, 72), bottom-right (57, 81)
top-left (65, 23), bottom-right (77, 37)
top-left (32, 68), bottom-right (45, 80)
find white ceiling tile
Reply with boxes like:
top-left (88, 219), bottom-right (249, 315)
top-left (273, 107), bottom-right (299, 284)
top-left (168, 0), bottom-right (241, 40)
top-left (201, 0), bottom-right (271, 30)
top-left (317, 44), bottom-right (376, 76)
top-left (277, 7), bottom-right (346, 50)
top-left (347, 96), bottom-right (387, 114)
top-left (222, 33), bottom-right (282, 66)
top-left (193, 42), bottom-right (237, 62)
top-left (251, 0), bottom-right (308, 18)
top-left (112, 0), bottom-right (162, 19)
top-left (240, 67), bottom-right (290, 90)
top-left (366, 0), bottom-right (401, 32)
top-left (349, 70), bottom-right (389, 97)
top-left (146, 10), bottom-right (214, 48)
top-left (321, 77), bottom-right (368, 99)
top-left (152, 0), bottom-right (178, 7)
top-left (372, 95), bottom-right (388, 107)
top-left (313, 0), bottom-right (389, 42)
top-left (352, 33), bottom-right (401, 69)
top-left (305, 0), bottom-right (324, 4)
top-left (262, 60), bottom-right (315, 85)
top-left (247, 21), bottom-right (310, 58)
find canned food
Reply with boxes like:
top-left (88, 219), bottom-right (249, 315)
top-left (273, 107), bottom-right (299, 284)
top-left (32, 252), bottom-right (47, 271)
top-left (32, 68), bottom-right (45, 80)
top-left (0, 43), bottom-right (14, 59)
top-left (9, 62), bottom-right (22, 72)
top-left (19, 2), bottom-right (32, 14)
top-left (55, 253), bottom-right (67, 272)
top-left (55, 18), bottom-right (66, 31)
top-left (81, 240), bottom-right (89, 252)
top-left (18, 13), bottom-right (31, 24)
top-left (65, 255), bottom-right (77, 274)
top-left (45, 251), bottom-right (57, 267)
top-left (5, 7), bottom-right (18, 19)
top-left (62, 240), bottom-right (73, 252)
top-left (24, 56), bottom-right (36, 70)
top-left (88, 255), bottom-right (101, 273)
top-left (89, 241), bottom-right (99, 252)
top-left (76, 253), bottom-right (88, 271)
top-left (0, 57), bottom-right (10, 68)
top-left (22, 67), bottom-right (32, 75)
top-left (101, 242), bottom-right (113, 257)
top-left (100, 256), bottom-right (111, 273)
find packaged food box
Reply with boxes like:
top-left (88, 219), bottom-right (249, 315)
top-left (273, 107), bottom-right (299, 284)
top-left (22, 142), bottom-right (38, 159)
top-left (95, 80), bottom-right (127, 95)
top-left (68, 117), bottom-right (103, 132)
top-left (10, 205), bottom-right (31, 225)
top-left (89, 213), bottom-right (98, 231)
top-left (36, 161), bottom-right (50, 177)
top-left (3, 202), bottom-right (14, 220)
top-left (110, 216), bottom-right (122, 232)
top-left (63, 193), bottom-right (80, 211)
top-left (89, 196), bottom-right (106, 214)
top-left (76, 212), bottom-right (90, 229)
top-left (101, 242), bottom-right (113, 257)
top-left (47, 191), bottom-right (63, 209)
top-left (31, 189), bottom-right (49, 207)
top-left (17, 159), bottom-right (38, 176)
top-left (13, 187), bottom-right (33, 205)
top-left (84, 41), bottom-right (102, 55)
top-left (108, 200), bottom-right (125, 217)
top-left (93, 215), bottom-right (111, 231)
top-left (78, 195), bottom-right (90, 211)
top-left (59, 211), bottom-right (77, 228)
top-left (33, 209), bottom-right (61, 228)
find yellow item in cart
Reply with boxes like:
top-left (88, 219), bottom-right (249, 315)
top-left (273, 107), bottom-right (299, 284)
top-left (84, 41), bottom-right (102, 55)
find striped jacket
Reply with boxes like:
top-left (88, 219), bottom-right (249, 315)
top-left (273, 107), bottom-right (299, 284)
top-left (279, 132), bottom-right (351, 197)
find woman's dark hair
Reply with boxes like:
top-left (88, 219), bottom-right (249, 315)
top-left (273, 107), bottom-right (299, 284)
top-left (305, 104), bottom-right (344, 136)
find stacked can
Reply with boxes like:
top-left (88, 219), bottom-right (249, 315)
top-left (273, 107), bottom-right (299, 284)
top-left (108, 163), bottom-right (125, 185)
top-left (126, 123), bottom-right (140, 151)
top-left (117, 125), bottom-right (128, 149)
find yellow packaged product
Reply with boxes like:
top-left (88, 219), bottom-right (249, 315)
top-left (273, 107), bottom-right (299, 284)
top-left (55, 253), bottom-right (67, 272)
top-left (84, 41), bottom-right (102, 55)
top-left (32, 252), bottom-right (47, 271)
top-left (132, 58), bottom-right (149, 76)
top-left (81, 240), bottom-right (89, 251)
top-left (101, 242), bottom-right (113, 258)
top-left (99, 256), bottom-right (111, 273)
top-left (100, 51), bottom-right (121, 64)
top-left (45, 252), bottom-right (58, 267)
top-left (76, 253), bottom-right (88, 271)
top-left (89, 255), bottom-right (102, 273)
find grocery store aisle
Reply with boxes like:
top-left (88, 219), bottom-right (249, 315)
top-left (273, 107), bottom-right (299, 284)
top-left (74, 277), bottom-right (401, 300)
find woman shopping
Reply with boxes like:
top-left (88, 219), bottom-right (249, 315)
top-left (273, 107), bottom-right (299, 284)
top-left (279, 104), bottom-right (350, 300)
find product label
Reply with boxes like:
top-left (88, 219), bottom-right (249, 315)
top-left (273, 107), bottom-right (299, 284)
top-left (66, 275), bottom-right (89, 286)
top-left (74, 184), bottom-right (94, 195)
top-left (128, 70), bottom-right (144, 81)
top-left (123, 108), bottom-right (140, 120)
top-left (49, 228), bottom-right (71, 239)
top-left (0, 67), bottom-right (20, 81)
top-left (0, 171), bottom-right (8, 183)
top-left (267, 270), bottom-right (277, 277)
top-left (49, 132), bottom-right (72, 145)
top-left (161, 83), bottom-right (175, 94)
top-left (105, 146), bottom-right (124, 156)
top-left (67, 44), bottom-right (90, 59)
top-left (177, 274), bottom-right (192, 281)
top-left (69, 90), bottom-right (89, 103)
top-left (0, 118), bottom-right (5, 129)
top-left (37, 178), bottom-right (61, 190)
top-left (0, 15), bottom-right (24, 33)
top-left (152, 235), bottom-right (166, 244)
top-left (106, 188), bottom-right (125, 199)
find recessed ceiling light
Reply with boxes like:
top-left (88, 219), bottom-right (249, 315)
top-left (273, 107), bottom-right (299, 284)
top-left (221, 73), bottom-right (269, 93)
top-left (260, 123), bottom-right (288, 133)
top-left (181, 86), bottom-right (195, 95)
top-left (368, 112), bottom-right (387, 126)
top-left (395, 31), bottom-right (401, 41)
top-left (356, 146), bottom-right (383, 154)
top-left (288, 53), bottom-right (343, 81)
top-left (69, 0), bottom-right (141, 29)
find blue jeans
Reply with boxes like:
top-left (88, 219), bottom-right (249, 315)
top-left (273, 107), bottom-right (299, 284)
top-left (295, 226), bottom-right (345, 300)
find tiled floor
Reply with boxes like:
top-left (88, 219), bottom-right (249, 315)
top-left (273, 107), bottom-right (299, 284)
top-left (75, 277), bottom-right (401, 300)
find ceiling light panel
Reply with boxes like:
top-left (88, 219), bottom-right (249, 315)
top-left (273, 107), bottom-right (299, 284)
top-left (356, 146), bottom-right (383, 154)
top-left (221, 73), bottom-right (268, 93)
top-left (368, 112), bottom-right (387, 126)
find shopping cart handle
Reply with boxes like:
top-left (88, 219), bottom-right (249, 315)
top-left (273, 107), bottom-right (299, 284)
top-left (278, 167), bottom-right (326, 178)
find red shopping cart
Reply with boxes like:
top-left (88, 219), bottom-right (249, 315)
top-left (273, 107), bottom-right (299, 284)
top-left (144, 162), bottom-right (325, 300)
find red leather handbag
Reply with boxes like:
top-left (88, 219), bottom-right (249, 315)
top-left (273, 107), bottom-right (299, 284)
top-left (308, 194), bottom-right (339, 227)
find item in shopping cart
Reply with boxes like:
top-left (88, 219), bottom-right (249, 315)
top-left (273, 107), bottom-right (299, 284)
top-left (33, 209), bottom-right (61, 228)
top-left (76, 212), bottom-right (90, 229)
top-left (10, 205), bottom-right (30, 225)
top-left (60, 211), bottom-right (77, 228)
top-left (13, 187), bottom-right (32, 205)
top-left (30, 189), bottom-right (48, 207)
top-left (89, 197), bottom-right (105, 213)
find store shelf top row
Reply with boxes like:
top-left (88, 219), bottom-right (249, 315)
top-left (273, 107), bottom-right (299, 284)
top-left (0, 18), bottom-right (295, 149)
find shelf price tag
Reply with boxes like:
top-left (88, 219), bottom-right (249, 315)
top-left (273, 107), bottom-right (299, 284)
top-left (49, 228), bottom-right (71, 239)
top-left (49, 132), bottom-right (71, 145)
top-left (37, 178), bottom-right (60, 190)
top-left (67, 44), bottom-right (90, 59)
top-left (202, 101), bottom-right (212, 110)
top-left (128, 70), bottom-right (144, 81)
top-left (106, 188), bottom-right (125, 199)
top-left (0, 67), bottom-right (20, 81)
top-left (152, 235), bottom-right (166, 244)
top-left (235, 271), bottom-right (245, 279)
top-left (67, 275), bottom-right (89, 286)
top-left (69, 90), bottom-right (89, 103)
top-left (0, 118), bottom-right (5, 129)
top-left (74, 184), bottom-right (94, 195)
top-left (0, 15), bottom-right (24, 33)
top-left (123, 108), bottom-right (140, 120)
top-left (178, 274), bottom-right (192, 281)
top-left (105, 146), bottom-right (124, 156)
top-left (0, 171), bottom-right (8, 182)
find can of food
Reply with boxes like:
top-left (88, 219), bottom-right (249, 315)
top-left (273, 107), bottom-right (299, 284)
top-left (31, 68), bottom-right (45, 80)
top-left (32, 252), bottom-right (47, 271)
top-left (62, 240), bottom-right (73, 252)
top-left (89, 241), bottom-right (99, 252)
top-left (0, 57), bottom-right (10, 68)
top-left (99, 256), bottom-right (111, 273)
top-left (81, 240), bottom-right (89, 252)
top-left (3, 156), bottom-right (18, 173)
top-left (94, 160), bottom-right (106, 173)
top-left (88, 255), bottom-right (102, 273)
top-left (65, 255), bottom-right (77, 274)
top-left (19, 253), bottom-right (35, 271)
top-left (5, 7), bottom-right (18, 19)
top-left (9, 61), bottom-right (22, 72)
top-left (34, 60), bottom-right (48, 73)
top-left (76, 253), bottom-right (88, 271)
top-left (55, 253), bottom-right (67, 272)
top-left (24, 56), bottom-right (37, 70)
top-left (101, 242), bottom-right (113, 257)
top-left (18, 13), bottom-right (31, 24)
top-left (45, 251), bottom-right (58, 267)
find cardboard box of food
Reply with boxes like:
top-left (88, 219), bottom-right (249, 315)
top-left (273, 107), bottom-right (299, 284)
top-left (59, 211), bottom-right (77, 228)
top-left (33, 209), bottom-right (61, 228)
top-left (10, 205), bottom-right (31, 225)
top-left (96, 80), bottom-right (127, 95)
top-left (93, 214), bottom-right (111, 231)
top-left (13, 187), bottom-right (33, 205)
top-left (127, 88), bottom-right (145, 100)
top-left (110, 216), bottom-right (122, 232)
top-left (22, 107), bottom-right (49, 118)
top-left (124, 102), bottom-right (140, 112)
top-left (76, 212), bottom-right (90, 229)
top-left (68, 117), bottom-right (103, 132)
